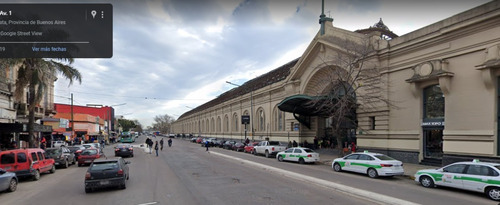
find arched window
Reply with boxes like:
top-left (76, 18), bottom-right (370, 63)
top-left (217, 116), bottom-right (221, 132)
top-left (224, 115), bottom-right (229, 132)
top-left (257, 108), bottom-right (265, 131)
top-left (233, 113), bottom-right (238, 132)
top-left (423, 85), bottom-right (444, 119)
top-left (211, 118), bottom-right (215, 132)
top-left (274, 107), bottom-right (285, 131)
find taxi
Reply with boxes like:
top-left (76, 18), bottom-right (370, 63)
top-left (414, 159), bottom-right (500, 201)
top-left (332, 151), bottom-right (404, 178)
top-left (276, 147), bottom-right (320, 164)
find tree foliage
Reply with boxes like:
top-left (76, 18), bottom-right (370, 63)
top-left (152, 114), bottom-right (175, 134)
top-left (1, 58), bottom-right (81, 148)
top-left (118, 118), bottom-right (136, 132)
top-left (306, 36), bottom-right (394, 156)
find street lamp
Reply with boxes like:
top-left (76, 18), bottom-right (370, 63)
top-left (226, 81), bottom-right (254, 141)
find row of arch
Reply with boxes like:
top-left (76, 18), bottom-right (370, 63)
top-left (179, 106), bottom-right (287, 134)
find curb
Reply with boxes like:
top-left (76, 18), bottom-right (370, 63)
top-left (210, 151), bottom-right (420, 205)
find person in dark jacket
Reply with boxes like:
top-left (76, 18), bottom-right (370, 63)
top-left (154, 141), bottom-right (159, 157)
top-left (160, 138), bottom-right (164, 151)
top-left (292, 140), bottom-right (298, 147)
top-left (205, 140), bottom-right (209, 151)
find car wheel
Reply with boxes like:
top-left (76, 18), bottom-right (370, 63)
top-left (49, 165), bottom-right (56, 173)
top-left (131, 154), bottom-right (134, 157)
top-left (265, 150), bottom-right (270, 158)
top-left (487, 187), bottom-right (500, 201)
top-left (299, 158), bottom-right (305, 164)
top-left (64, 159), bottom-right (69, 168)
top-left (278, 155), bottom-right (284, 162)
top-left (252, 149), bottom-right (256, 155)
top-left (7, 178), bottom-right (17, 192)
top-left (33, 170), bottom-right (40, 181)
top-left (367, 168), bottom-right (378, 178)
top-left (333, 163), bottom-right (342, 172)
top-left (419, 176), bottom-right (435, 188)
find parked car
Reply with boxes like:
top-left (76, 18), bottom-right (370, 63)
top-left (81, 143), bottom-right (98, 150)
top-left (0, 148), bottom-right (55, 180)
top-left (45, 147), bottom-right (76, 168)
top-left (84, 157), bottom-right (130, 193)
top-left (332, 151), bottom-right (404, 178)
top-left (244, 142), bottom-right (259, 154)
top-left (115, 144), bottom-right (134, 157)
top-left (223, 141), bottom-right (236, 150)
top-left (196, 137), bottom-right (203, 144)
top-left (78, 149), bottom-right (102, 167)
top-left (67, 145), bottom-right (86, 161)
top-left (51, 140), bottom-right (67, 148)
top-left (0, 168), bottom-right (17, 193)
top-left (191, 137), bottom-right (197, 143)
top-left (232, 142), bottom-right (245, 152)
top-left (253, 141), bottom-right (287, 158)
top-left (415, 159), bottom-right (500, 201)
top-left (276, 147), bottom-right (320, 164)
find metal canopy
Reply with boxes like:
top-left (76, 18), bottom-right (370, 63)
top-left (277, 94), bottom-right (328, 116)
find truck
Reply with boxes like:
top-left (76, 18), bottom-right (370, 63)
top-left (253, 141), bottom-right (287, 158)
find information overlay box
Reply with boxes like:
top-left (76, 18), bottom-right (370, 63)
top-left (0, 4), bottom-right (112, 58)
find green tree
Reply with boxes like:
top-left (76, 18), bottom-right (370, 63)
top-left (118, 118), bottom-right (136, 132)
top-left (1, 58), bottom-right (81, 148)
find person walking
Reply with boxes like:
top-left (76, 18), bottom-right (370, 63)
top-left (154, 141), bottom-right (159, 157)
top-left (205, 140), bottom-right (209, 151)
top-left (168, 138), bottom-right (172, 147)
top-left (160, 138), bottom-right (164, 151)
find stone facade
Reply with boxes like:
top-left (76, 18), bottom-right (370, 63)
top-left (173, 1), bottom-right (500, 165)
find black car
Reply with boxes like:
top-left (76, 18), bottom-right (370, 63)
top-left (45, 147), bottom-right (76, 168)
top-left (232, 142), bottom-right (245, 152)
top-left (84, 157), bottom-right (130, 193)
top-left (114, 144), bottom-right (134, 157)
top-left (223, 141), bottom-right (236, 150)
top-left (67, 145), bottom-right (86, 160)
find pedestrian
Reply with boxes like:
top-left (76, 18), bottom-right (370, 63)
top-left (40, 142), bottom-right (46, 150)
top-left (168, 138), bottom-right (172, 147)
top-left (313, 137), bottom-right (318, 150)
top-left (154, 141), bottom-right (159, 157)
top-left (245, 138), bottom-right (250, 145)
top-left (292, 140), bottom-right (298, 147)
top-left (160, 138), bottom-right (164, 151)
top-left (351, 142), bottom-right (356, 153)
top-left (145, 138), bottom-right (152, 154)
top-left (205, 140), bottom-right (209, 151)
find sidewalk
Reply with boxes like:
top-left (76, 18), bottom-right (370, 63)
top-left (315, 149), bottom-right (438, 180)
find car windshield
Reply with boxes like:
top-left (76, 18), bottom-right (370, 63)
top-left (374, 155), bottom-right (396, 161)
top-left (303, 149), bottom-right (315, 153)
top-left (90, 161), bottom-right (119, 171)
top-left (45, 149), bottom-right (60, 155)
top-left (81, 150), bottom-right (97, 155)
top-left (82, 145), bottom-right (93, 149)
top-left (269, 141), bottom-right (280, 146)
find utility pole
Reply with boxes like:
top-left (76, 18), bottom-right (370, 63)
top-left (71, 93), bottom-right (74, 141)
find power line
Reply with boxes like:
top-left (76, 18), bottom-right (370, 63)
top-left (54, 90), bottom-right (209, 101)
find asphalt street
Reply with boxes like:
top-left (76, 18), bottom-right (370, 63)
top-left (0, 137), bottom-right (495, 205)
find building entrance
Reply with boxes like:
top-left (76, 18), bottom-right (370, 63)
top-left (423, 129), bottom-right (443, 159)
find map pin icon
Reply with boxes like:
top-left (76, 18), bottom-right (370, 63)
top-left (91, 10), bottom-right (97, 19)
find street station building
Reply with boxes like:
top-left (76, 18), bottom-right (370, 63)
top-left (173, 1), bottom-right (500, 165)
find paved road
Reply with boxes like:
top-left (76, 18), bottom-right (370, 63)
top-left (0, 138), bottom-right (494, 205)
top-left (0, 138), bottom-right (368, 205)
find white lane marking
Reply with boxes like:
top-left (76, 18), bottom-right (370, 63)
top-left (210, 151), bottom-right (420, 205)
top-left (137, 202), bottom-right (158, 205)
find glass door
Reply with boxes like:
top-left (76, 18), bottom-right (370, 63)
top-left (424, 129), bottom-right (443, 159)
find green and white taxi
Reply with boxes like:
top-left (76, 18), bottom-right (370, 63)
top-left (276, 147), bottom-right (320, 164)
top-left (332, 151), bottom-right (404, 178)
top-left (415, 159), bottom-right (500, 201)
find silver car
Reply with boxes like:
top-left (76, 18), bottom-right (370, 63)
top-left (0, 168), bottom-right (17, 192)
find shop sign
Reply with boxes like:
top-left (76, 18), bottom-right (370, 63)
top-left (421, 121), bottom-right (445, 127)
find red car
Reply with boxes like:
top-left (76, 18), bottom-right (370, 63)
top-left (77, 149), bottom-right (101, 167)
top-left (244, 142), bottom-right (259, 154)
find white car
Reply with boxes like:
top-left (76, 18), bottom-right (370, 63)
top-left (415, 160), bottom-right (500, 201)
top-left (332, 151), bottom-right (404, 178)
top-left (51, 141), bottom-right (67, 148)
top-left (276, 147), bottom-right (320, 164)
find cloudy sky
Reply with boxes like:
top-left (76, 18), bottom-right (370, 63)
top-left (30, 0), bottom-right (489, 127)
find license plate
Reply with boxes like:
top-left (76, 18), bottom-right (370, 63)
top-left (85, 160), bottom-right (91, 163)
top-left (100, 180), bottom-right (109, 185)
top-left (394, 165), bottom-right (400, 167)
top-left (4, 166), bottom-right (11, 170)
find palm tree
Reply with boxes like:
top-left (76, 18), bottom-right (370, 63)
top-left (1, 58), bottom-right (82, 148)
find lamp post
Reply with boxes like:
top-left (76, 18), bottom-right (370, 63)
top-left (226, 81), bottom-right (254, 141)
